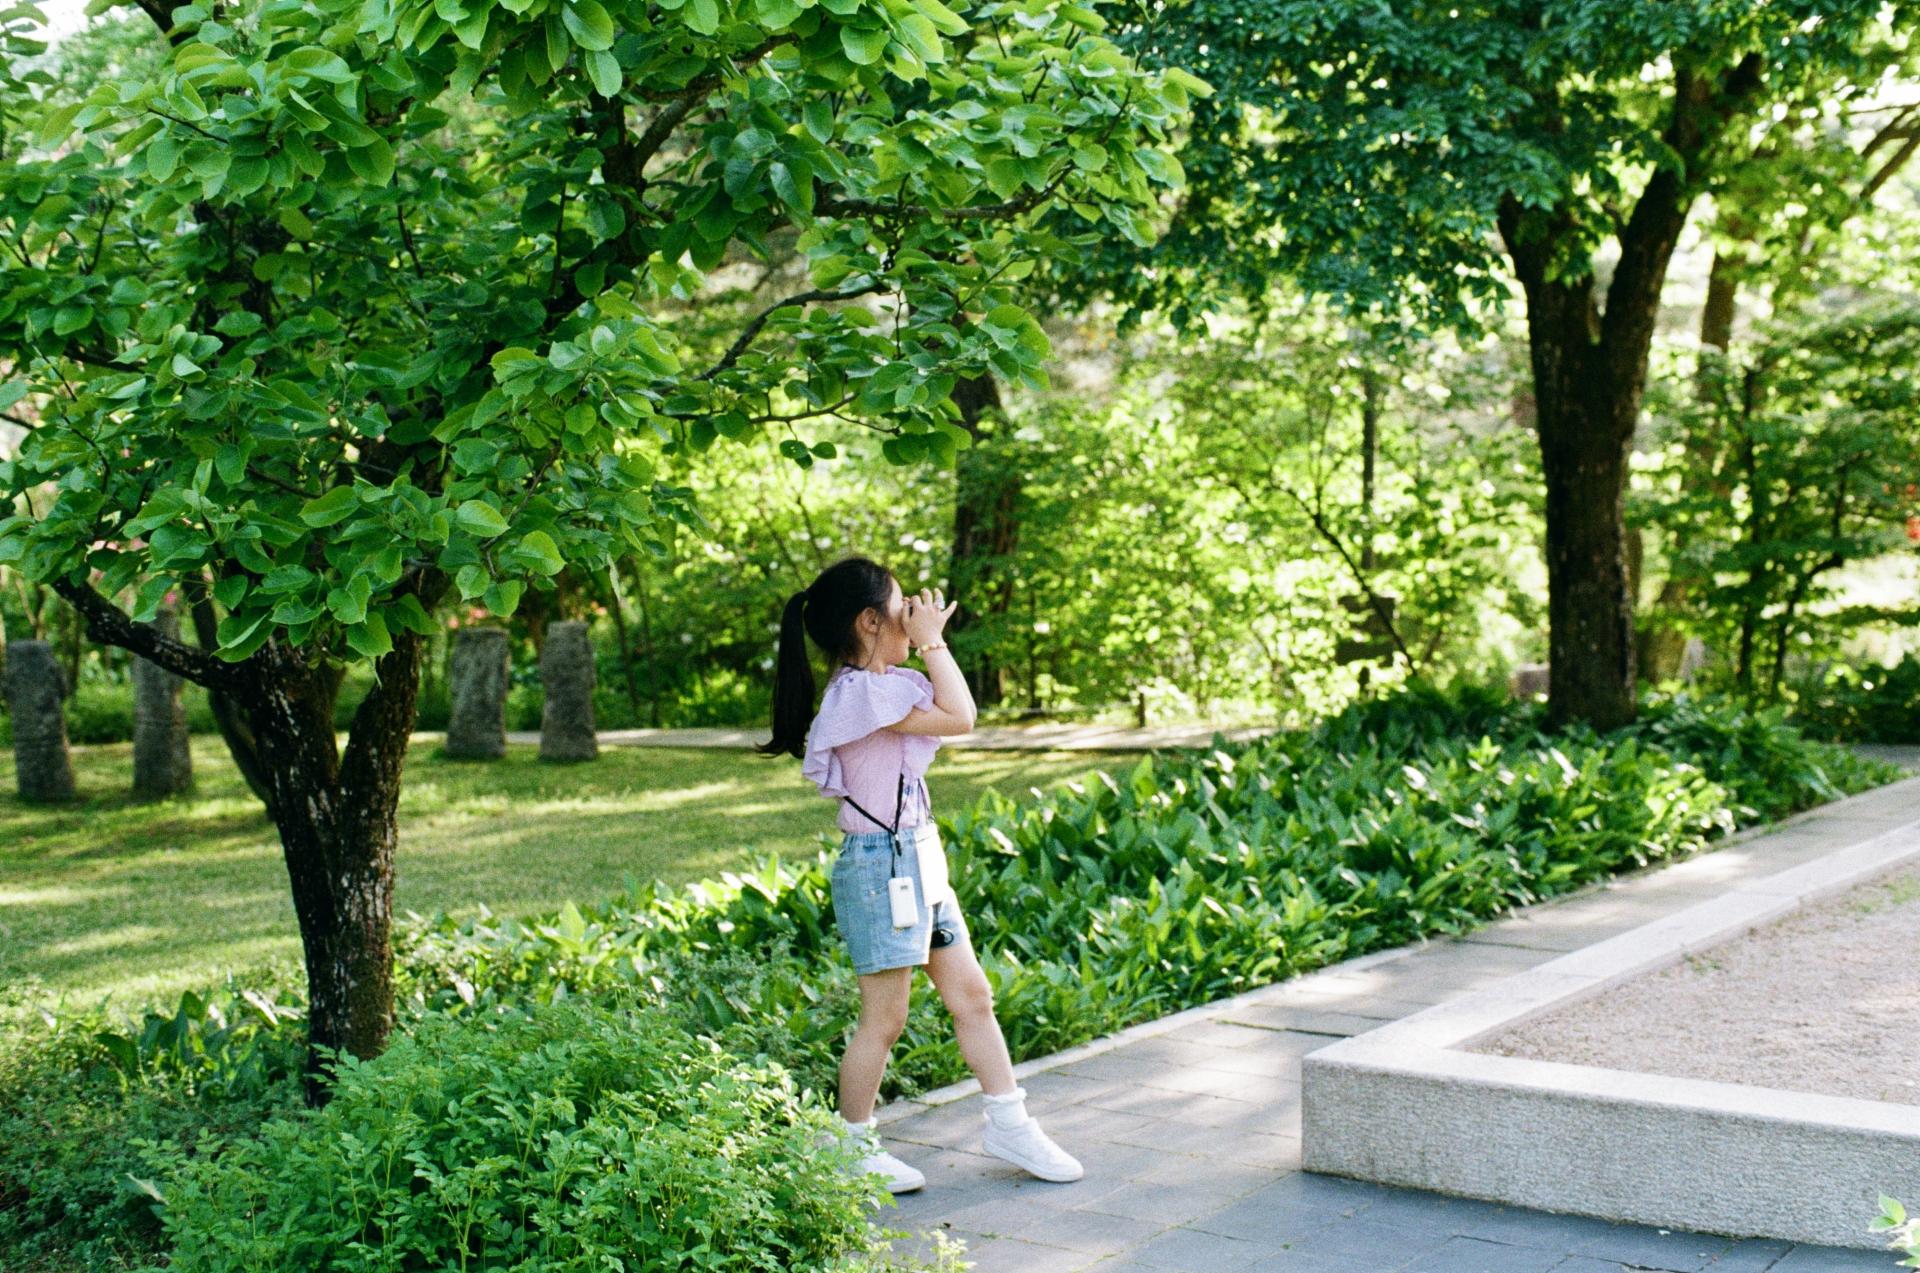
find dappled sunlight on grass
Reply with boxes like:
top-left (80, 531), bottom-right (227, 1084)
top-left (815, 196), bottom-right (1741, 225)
top-left (1, 737), bottom-right (1136, 1017)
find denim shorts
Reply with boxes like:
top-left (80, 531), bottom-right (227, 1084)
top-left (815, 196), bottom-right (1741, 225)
top-left (830, 827), bottom-right (970, 975)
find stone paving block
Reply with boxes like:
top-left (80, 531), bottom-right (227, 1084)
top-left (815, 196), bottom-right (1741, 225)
top-left (1123, 1224), bottom-right (1272, 1272)
top-left (1127, 1153), bottom-right (1280, 1199)
top-left (1078, 1176), bottom-right (1281, 1227)
top-left (1395, 1234), bottom-right (1570, 1272)
top-left (1129, 1061), bottom-right (1270, 1099)
top-left (1040, 1104), bottom-right (1164, 1144)
top-left (1004, 1205), bottom-right (1170, 1256)
top-left (1021, 1069), bottom-right (1127, 1108)
top-left (1699, 1238), bottom-right (1795, 1271)
top-left (887, 1098), bottom-right (987, 1150)
top-left (1453, 1209), bottom-right (1733, 1272)
top-left (1106, 1115), bottom-right (1270, 1157)
top-left (1212, 1129), bottom-right (1303, 1170)
top-left (1078, 1084), bottom-right (1252, 1124)
top-left (1765, 1245), bottom-right (1910, 1271)
top-left (1284, 1213), bottom-right (1460, 1266)
top-left (1193, 1016), bottom-right (1339, 1053)
top-left (1054, 1135), bottom-right (1187, 1182)
top-left (947, 1234), bottom-right (1103, 1272)
top-left (1545, 1259), bottom-right (1635, 1273)
top-left (935, 1192), bottom-right (1072, 1240)
top-left (1188, 1174), bottom-right (1378, 1243)
top-left (1118, 1035), bottom-right (1248, 1069)
top-left (1158, 1019), bottom-right (1276, 1049)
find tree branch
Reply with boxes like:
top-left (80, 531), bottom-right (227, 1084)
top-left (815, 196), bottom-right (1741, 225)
top-left (694, 280), bottom-right (889, 382)
top-left (50, 577), bottom-right (247, 692)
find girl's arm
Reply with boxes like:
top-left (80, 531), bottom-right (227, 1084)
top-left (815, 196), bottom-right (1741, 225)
top-left (888, 588), bottom-right (976, 736)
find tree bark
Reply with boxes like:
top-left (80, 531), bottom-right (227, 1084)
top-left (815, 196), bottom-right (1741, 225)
top-left (5, 639), bottom-right (75, 801)
top-left (1499, 235), bottom-right (1641, 733)
top-left (243, 637), bottom-right (421, 1099)
top-left (949, 373), bottom-right (1019, 708)
top-left (132, 604), bottom-right (193, 799)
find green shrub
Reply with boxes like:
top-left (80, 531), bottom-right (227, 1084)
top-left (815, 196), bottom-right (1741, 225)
top-left (148, 999), bottom-right (908, 1273)
top-left (395, 685), bottom-right (1900, 1100)
top-left (0, 983), bottom-right (306, 1270)
top-left (1794, 655), bottom-right (1920, 745)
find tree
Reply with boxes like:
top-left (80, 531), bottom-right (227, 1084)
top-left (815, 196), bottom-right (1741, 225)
top-left (1082, 0), bottom-right (1913, 729)
top-left (1636, 303), bottom-right (1920, 699)
top-left (0, 0), bottom-right (1187, 1087)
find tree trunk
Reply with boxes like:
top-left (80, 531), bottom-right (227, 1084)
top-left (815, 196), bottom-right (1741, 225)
top-left (53, 578), bottom-right (425, 1100)
top-left (1510, 270), bottom-right (1641, 733)
top-left (539, 620), bottom-right (598, 762)
top-left (5, 639), bottom-right (75, 801)
top-left (244, 637), bottom-right (422, 1099)
top-left (132, 604), bottom-right (193, 799)
top-left (949, 373), bottom-right (1019, 708)
top-left (446, 626), bottom-right (510, 759)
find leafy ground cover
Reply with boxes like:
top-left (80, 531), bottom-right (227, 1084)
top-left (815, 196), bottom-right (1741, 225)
top-left (0, 741), bottom-right (1137, 1014)
top-left (0, 687), bottom-right (1898, 1270)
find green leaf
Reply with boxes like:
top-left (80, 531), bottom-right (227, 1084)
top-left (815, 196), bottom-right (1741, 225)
top-left (299, 485), bottom-right (359, 527)
top-left (455, 499), bottom-right (510, 538)
top-left (685, 0), bottom-right (719, 33)
top-left (583, 48), bottom-right (622, 97)
top-left (910, 0), bottom-right (968, 36)
top-left (840, 24), bottom-right (889, 64)
top-left (1163, 67), bottom-right (1212, 97)
top-left (345, 136), bottom-right (395, 187)
top-left (36, 102), bottom-right (82, 148)
top-left (170, 353), bottom-right (204, 379)
top-left (345, 611), bottom-right (393, 659)
top-left (894, 13), bottom-right (943, 62)
top-left (754, 0), bottom-right (800, 26)
top-left (483, 578), bottom-right (525, 616)
top-left (561, 0), bottom-right (615, 50)
top-left (511, 529), bottom-right (565, 576)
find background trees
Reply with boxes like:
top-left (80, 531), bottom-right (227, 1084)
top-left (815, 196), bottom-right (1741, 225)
top-left (1089, 0), bottom-right (1918, 730)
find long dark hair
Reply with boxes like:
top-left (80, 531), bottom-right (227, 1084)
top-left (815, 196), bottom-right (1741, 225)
top-left (759, 556), bottom-right (897, 759)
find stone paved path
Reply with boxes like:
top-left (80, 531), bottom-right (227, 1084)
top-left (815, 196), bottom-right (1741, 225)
top-left (871, 774), bottom-right (1920, 1272)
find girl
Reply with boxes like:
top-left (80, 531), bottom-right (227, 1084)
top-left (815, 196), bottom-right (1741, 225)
top-left (761, 556), bottom-right (1083, 1193)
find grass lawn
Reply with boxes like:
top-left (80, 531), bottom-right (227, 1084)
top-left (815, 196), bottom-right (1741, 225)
top-left (0, 737), bottom-right (1139, 1017)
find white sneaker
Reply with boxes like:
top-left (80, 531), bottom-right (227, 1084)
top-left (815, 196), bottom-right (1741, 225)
top-left (980, 1090), bottom-right (1084, 1183)
top-left (838, 1116), bottom-right (926, 1194)
top-left (857, 1144), bottom-right (927, 1194)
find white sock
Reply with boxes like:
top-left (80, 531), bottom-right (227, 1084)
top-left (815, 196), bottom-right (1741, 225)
top-left (982, 1086), bottom-right (1031, 1130)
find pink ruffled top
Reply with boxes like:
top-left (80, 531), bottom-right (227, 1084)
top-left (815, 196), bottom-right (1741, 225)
top-left (802, 665), bottom-right (943, 834)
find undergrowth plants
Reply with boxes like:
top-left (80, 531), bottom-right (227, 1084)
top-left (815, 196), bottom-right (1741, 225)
top-left (1, 686), bottom-right (1897, 1268)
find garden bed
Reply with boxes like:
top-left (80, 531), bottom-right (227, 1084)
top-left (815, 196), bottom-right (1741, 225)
top-left (1302, 775), bottom-right (1920, 1249)
top-left (1477, 861), bottom-right (1920, 1106)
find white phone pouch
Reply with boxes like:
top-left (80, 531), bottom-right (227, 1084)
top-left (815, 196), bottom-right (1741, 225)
top-left (888, 874), bottom-right (918, 928)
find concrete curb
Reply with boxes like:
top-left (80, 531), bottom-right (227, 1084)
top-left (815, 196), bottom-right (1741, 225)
top-left (1301, 780), bottom-right (1920, 1249)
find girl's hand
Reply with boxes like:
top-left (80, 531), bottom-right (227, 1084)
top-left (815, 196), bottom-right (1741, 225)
top-left (902, 587), bottom-right (956, 646)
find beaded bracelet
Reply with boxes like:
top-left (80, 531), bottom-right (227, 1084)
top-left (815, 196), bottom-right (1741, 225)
top-left (917, 641), bottom-right (949, 656)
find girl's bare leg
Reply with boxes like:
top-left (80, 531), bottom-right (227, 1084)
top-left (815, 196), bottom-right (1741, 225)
top-left (925, 933), bottom-right (1016, 1096)
top-left (839, 967), bottom-right (914, 1122)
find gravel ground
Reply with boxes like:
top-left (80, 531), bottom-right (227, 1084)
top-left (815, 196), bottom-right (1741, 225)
top-left (1478, 863), bottom-right (1920, 1105)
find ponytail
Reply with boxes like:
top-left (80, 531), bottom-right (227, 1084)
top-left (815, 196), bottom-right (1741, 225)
top-left (757, 556), bottom-right (897, 760)
top-left (760, 590), bottom-right (816, 758)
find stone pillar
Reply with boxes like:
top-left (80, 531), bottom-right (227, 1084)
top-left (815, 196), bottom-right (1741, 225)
top-left (445, 626), bottom-right (509, 760)
top-left (539, 620), bottom-right (597, 763)
top-left (5, 639), bottom-right (75, 801)
top-left (132, 606), bottom-right (193, 799)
